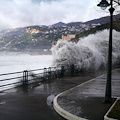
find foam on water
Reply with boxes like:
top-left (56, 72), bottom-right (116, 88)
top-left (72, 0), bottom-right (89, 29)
top-left (0, 53), bottom-right (53, 91)
top-left (0, 53), bottom-right (53, 74)
top-left (51, 29), bottom-right (120, 71)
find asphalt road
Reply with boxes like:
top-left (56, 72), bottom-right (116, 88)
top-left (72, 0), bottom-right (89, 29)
top-left (0, 69), bottom-right (107, 120)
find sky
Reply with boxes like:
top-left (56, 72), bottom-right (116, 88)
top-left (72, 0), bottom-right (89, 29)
top-left (0, 0), bottom-right (111, 31)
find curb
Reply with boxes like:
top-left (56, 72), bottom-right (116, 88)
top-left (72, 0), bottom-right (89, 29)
top-left (53, 93), bottom-right (87, 120)
top-left (104, 97), bottom-right (120, 120)
top-left (53, 69), bottom-right (120, 120)
top-left (53, 73), bottom-right (107, 120)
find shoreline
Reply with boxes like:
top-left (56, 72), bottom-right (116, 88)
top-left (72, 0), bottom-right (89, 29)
top-left (0, 50), bottom-right (52, 55)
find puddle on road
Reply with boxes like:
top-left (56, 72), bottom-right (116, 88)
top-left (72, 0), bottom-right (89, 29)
top-left (46, 94), bottom-right (55, 107)
top-left (0, 92), bottom-right (7, 96)
top-left (0, 101), bottom-right (6, 105)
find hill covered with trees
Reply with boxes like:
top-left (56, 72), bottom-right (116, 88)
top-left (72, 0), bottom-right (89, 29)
top-left (74, 17), bottom-right (120, 41)
top-left (0, 14), bottom-right (120, 54)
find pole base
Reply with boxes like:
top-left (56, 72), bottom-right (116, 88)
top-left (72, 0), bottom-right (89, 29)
top-left (103, 97), bottom-right (112, 103)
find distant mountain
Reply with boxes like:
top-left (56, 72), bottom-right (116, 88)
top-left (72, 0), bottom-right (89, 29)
top-left (0, 27), bottom-right (26, 38)
top-left (67, 22), bottom-right (83, 26)
top-left (52, 22), bottom-right (66, 26)
top-left (74, 17), bottom-right (120, 40)
top-left (84, 14), bottom-right (120, 25)
top-left (52, 14), bottom-right (120, 26)
top-left (52, 21), bottom-right (83, 26)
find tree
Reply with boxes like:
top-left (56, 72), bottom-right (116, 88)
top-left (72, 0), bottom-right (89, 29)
top-left (113, 0), bottom-right (120, 5)
top-left (113, 0), bottom-right (120, 12)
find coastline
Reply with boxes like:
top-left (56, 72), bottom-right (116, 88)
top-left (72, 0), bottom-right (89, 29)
top-left (0, 50), bottom-right (52, 55)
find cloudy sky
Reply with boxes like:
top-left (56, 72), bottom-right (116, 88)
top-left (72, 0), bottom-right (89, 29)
top-left (0, 0), bottom-right (110, 31)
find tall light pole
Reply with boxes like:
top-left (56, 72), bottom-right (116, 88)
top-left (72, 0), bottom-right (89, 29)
top-left (97, 0), bottom-right (115, 103)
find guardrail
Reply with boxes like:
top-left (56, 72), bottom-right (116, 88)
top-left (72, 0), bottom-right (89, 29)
top-left (0, 64), bottom-right (78, 92)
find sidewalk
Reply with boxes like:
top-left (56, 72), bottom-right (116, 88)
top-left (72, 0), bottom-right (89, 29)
top-left (54, 69), bottom-right (120, 120)
top-left (0, 69), bottom-right (105, 120)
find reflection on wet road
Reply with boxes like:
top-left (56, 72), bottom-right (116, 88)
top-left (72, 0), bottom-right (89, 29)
top-left (0, 70), bottom-right (107, 120)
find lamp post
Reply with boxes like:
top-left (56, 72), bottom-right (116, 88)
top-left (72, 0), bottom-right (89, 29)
top-left (97, 0), bottom-right (115, 103)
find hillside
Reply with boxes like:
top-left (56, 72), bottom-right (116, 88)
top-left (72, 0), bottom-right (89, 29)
top-left (84, 14), bottom-right (120, 25)
top-left (0, 14), bottom-right (120, 53)
top-left (74, 17), bottom-right (120, 40)
top-left (52, 22), bottom-right (66, 26)
top-left (52, 14), bottom-right (120, 26)
top-left (0, 28), bottom-right (26, 39)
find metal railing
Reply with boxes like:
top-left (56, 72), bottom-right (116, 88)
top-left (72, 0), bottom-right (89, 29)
top-left (0, 65), bottom-right (78, 92)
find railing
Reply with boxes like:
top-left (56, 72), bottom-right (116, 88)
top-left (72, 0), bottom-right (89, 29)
top-left (0, 65), bottom-right (78, 92)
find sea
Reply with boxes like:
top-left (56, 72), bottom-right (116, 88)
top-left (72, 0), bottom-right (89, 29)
top-left (0, 52), bottom-right (53, 74)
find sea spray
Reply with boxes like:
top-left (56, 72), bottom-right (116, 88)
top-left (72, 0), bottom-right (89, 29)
top-left (51, 29), bottom-right (120, 71)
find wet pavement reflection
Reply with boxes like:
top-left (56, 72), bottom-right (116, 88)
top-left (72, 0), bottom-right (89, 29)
top-left (57, 69), bottom-right (120, 120)
top-left (0, 68), bottom-right (108, 120)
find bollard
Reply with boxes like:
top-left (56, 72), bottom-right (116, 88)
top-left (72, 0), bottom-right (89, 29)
top-left (23, 71), bottom-right (25, 85)
top-left (71, 64), bottom-right (75, 76)
top-left (44, 68), bottom-right (47, 80)
top-left (48, 67), bottom-right (51, 79)
top-left (61, 66), bottom-right (64, 77)
top-left (23, 70), bottom-right (28, 86)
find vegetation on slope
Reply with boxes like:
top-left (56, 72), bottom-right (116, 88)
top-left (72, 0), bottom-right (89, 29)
top-left (0, 17), bottom-right (120, 52)
top-left (107, 100), bottom-right (120, 119)
top-left (74, 17), bottom-right (120, 41)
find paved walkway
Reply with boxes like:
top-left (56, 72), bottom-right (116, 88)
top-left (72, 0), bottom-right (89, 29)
top-left (0, 69), bottom-right (105, 120)
top-left (54, 69), bottom-right (120, 120)
top-left (0, 68), bottom-right (120, 120)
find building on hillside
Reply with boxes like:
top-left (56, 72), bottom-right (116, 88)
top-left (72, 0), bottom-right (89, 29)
top-left (26, 28), bottom-right (40, 34)
top-left (91, 23), bottom-right (101, 28)
top-left (62, 34), bottom-right (76, 41)
top-left (52, 41), bottom-right (57, 46)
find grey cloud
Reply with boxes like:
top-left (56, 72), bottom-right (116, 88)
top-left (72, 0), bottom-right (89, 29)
top-left (31, 0), bottom-right (62, 4)
top-left (0, 0), bottom-right (108, 31)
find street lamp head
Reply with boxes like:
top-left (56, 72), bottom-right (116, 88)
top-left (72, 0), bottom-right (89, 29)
top-left (97, 0), bottom-right (110, 10)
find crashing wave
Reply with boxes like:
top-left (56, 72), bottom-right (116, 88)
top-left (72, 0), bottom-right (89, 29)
top-left (51, 29), bottom-right (120, 71)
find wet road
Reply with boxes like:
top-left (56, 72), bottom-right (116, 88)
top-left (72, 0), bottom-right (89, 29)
top-left (57, 69), bottom-right (120, 120)
top-left (0, 69), bottom-right (107, 120)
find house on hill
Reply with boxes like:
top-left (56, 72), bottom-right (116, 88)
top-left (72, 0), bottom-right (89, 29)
top-left (26, 28), bottom-right (40, 34)
top-left (62, 34), bottom-right (76, 41)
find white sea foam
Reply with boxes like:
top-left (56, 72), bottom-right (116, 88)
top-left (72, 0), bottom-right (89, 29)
top-left (0, 53), bottom-right (53, 74)
top-left (51, 29), bottom-right (120, 71)
top-left (0, 53), bottom-right (53, 91)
